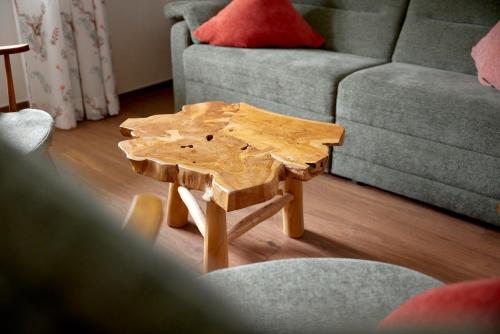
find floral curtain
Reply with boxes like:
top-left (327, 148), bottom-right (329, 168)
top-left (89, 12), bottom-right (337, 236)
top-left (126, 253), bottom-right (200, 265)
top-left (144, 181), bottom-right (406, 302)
top-left (13, 0), bottom-right (119, 129)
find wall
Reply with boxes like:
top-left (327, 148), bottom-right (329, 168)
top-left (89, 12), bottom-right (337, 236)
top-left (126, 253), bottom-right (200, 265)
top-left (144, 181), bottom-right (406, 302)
top-left (106, 0), bottom-right (173, 94)
top-left (0, 0), bottom-right (28, 108)
top-left (0, 0), bottom-right (173, 108)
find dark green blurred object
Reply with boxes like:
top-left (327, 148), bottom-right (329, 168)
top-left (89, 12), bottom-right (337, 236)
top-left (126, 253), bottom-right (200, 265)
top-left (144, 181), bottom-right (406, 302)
top-left (0, 138), bottom-right (241, 333)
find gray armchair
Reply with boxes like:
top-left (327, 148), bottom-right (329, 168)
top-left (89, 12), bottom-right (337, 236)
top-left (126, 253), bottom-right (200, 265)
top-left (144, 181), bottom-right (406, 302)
top-left (0, 44), bottom-right (54, 156)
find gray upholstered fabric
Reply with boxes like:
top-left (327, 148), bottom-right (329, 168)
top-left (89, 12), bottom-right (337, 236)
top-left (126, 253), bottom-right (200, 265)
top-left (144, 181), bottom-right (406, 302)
top-left (183, 45), bottom-right (383, 121)
top-left (393, 0), bottom-right (500, 74)
top-left (334, 62), bottom-right (500, 224)
top-left (186, 81), bottom-right (333, 122)
top-left (204, 258), bottom-right (442, 334)
top-left (332, 151), bottom-right (500, 226)
top-left (336, 62), bottom-right (500, 159)
top-left (334, 118), bottom-right (500, 201)
top-left (0, 138), bottom-right (243, 333)
top-left (171, 21), bottom-right (192, 111)
top-left (294, 0), bottom-right (409, 59)
top-left (164, 0), bottom-right (228, 43)
top-left (0, 108), bottom-right (54, 154)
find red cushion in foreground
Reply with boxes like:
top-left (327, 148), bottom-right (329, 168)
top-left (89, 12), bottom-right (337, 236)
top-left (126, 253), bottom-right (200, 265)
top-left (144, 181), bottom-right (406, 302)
top-left (379, 277), bottom-right (500, 328)
top-left (193, 0), bottom-right (324, 48)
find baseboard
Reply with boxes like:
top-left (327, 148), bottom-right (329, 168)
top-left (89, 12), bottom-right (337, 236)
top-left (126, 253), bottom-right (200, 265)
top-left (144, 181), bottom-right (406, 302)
top-left (119, 80), bottom-right (173, 100)
top-left (0, 101), bottom-right (30, 112)
top-left (0, 81), bottom-right (173, 112)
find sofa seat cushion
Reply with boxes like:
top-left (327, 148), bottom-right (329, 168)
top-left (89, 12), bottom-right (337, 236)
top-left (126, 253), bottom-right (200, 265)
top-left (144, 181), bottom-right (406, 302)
top-left (185, 81), bottom-right (331, 122)
top-left (203, 258), bottom-right (441, 333)
top-left (331, 151), bottom-right (500, 225)
top-left (333, 120), bottom-right (500, 214)
top-left (183, 45), bottom-right (383, 121)
top-left (337, 62), bottom-right (500, 159)
top-left (0, 108), bottom-right (54, 154)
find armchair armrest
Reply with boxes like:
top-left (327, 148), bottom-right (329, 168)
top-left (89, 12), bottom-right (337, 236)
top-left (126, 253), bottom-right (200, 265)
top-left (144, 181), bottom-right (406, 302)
top-left (124, 194), bottom-right (163, 241)
top-left (164, 0), bottom-right (228, 42)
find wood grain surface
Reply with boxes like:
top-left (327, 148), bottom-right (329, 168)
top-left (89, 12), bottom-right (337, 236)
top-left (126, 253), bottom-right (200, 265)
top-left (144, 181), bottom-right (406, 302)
top-left (204, 200), bottom-right (228, 272)
top-left (119, 102), bottom-right (344, 211)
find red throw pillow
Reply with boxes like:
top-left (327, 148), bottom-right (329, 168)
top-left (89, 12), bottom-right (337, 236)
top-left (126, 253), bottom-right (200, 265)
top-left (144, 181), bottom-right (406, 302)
top-left (379, 277), bottom-right (500, 329)
top-left (471, 21), bottom-right (500, 90)
top-left (193, 0), bottom-right (324, 48)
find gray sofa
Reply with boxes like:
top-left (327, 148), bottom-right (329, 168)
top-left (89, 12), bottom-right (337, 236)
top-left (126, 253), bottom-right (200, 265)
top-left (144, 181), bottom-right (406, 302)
top-left (165, 0), bottom-right (500, 226)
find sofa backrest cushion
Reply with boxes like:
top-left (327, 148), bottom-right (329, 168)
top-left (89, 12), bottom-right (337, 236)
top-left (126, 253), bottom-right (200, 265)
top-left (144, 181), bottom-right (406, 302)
top-left (165, 0), bottom-right (409, 60)
top-left (293, 0), bottom-right (410, 59)
top-left (393, 0), bottom-right (500, 74)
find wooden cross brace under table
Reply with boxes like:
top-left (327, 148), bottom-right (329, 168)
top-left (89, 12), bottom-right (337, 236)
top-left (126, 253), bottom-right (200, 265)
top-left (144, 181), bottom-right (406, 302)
top-left (119, 101), bottom-right (344, 272)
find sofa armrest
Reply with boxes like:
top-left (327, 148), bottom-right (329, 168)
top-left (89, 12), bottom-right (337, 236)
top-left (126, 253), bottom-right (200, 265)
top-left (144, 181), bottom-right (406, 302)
top-left (171, 21), bottom-right (192, 111)
top-left (167, 1), bottom-right (228, 111)
top-left (164, 0), bottom-right (228, 42)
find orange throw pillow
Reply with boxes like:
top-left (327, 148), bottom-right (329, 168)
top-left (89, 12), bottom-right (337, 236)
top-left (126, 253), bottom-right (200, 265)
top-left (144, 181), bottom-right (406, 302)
top-left (379, 277), bottom-right (500, 329)
top-left (193, 0), bottom-right (324, 48)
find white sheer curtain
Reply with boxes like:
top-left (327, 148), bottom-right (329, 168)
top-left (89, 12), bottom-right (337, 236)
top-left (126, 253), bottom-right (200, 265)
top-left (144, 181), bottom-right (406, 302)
top-left (13, 0), bottom-right (119, 129)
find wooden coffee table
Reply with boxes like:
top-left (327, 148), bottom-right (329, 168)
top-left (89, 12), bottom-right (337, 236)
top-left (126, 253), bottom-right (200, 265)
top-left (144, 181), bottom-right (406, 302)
top-left (119, 102), bottom-right (344, 272)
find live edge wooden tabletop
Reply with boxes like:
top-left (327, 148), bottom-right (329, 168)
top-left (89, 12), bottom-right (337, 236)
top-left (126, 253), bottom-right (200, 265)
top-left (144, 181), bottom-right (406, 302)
top-left (119, 101), bottom-right (345, 212)
top-left (119, 101), bottom-right (344, 272)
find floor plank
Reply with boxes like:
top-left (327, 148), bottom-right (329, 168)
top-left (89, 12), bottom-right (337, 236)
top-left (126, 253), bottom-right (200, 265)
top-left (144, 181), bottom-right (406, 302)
top-left (50, 85), bottom-right (500, 283)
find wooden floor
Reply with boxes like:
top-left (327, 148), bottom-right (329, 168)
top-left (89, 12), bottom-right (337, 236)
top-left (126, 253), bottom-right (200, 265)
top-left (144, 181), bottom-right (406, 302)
top-left (50, 85), bottom-right (500, 283)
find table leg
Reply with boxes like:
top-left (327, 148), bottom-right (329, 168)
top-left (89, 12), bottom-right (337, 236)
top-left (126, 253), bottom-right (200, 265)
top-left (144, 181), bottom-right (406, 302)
top-left (282, 178), bottom-right (304, 238)
top-left (204, 200), bottom-right (228, 272)
top-left (166, 180), bottom-right (189, 227)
